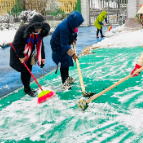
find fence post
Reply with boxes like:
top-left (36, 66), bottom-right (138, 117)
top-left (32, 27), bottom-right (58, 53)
top-left (81, 0), bottom-right (90, 26)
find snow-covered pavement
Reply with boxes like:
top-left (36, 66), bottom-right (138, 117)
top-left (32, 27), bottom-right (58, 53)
top-left (91, 24), bottom-right (143, 49)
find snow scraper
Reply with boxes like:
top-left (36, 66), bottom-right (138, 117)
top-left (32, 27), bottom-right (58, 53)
top-left (78, 66), bottom-right (143, 111)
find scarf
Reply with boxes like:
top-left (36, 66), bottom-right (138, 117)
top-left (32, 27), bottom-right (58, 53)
top-left (23, 33), bottom-right (42, 66)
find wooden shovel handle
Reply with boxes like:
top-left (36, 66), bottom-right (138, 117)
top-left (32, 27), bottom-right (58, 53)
top-left (87, 66), bottom-right (143, 104)
top-left (73, 44), bottom-right (85, 93)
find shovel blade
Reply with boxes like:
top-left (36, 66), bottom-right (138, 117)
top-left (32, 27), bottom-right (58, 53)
top-left (83, 92), bottom-right (96, 97)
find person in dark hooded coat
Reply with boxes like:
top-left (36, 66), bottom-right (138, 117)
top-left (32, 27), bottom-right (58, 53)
top-left (10, 14), bottom-right (50, 97)
top-left (50, 11), bottom-right (84, 90)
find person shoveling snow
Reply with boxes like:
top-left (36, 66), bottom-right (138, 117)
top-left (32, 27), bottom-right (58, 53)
top-left (94, 11), bottom-right (107, 38)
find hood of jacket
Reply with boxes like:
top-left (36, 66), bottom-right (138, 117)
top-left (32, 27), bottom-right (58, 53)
top-left (101, 11), bottom-right (107, 16)
top-left (67, 11), bottom-right (84, 30)
top-left (24, 14), bottom-right (50, 39)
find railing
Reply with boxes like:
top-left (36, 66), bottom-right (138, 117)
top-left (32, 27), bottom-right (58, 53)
top-left (0, 0), bottom-right (16, 16)
top-left (57, 0), bottom-right (77, 13)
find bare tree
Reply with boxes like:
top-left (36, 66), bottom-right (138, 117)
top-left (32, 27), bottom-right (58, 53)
top-left (37, 0), bottom-right (47, 15)
top-left (21, 0), bottom-right (50, 15)
top-left (45, 0), bottom-right (61, 15)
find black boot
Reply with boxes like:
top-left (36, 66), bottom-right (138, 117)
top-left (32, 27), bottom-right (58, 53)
top-left (101, 35), bottom-right (105, 37)
top-left (24, 86), bottom-right (36, 97)
top-left (32, 89), bottom-right (37, 93)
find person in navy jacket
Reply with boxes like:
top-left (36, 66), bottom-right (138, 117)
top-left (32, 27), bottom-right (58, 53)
top-left (50, 11), bottom-right (84, 90)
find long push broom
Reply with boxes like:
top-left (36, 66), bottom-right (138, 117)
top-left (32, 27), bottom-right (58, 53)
top-left (73, 43), bottom-right (95, 97)
top-left (78, 66), bottom-right (143, 111)
top-left (10, 43), bottom-right (55, 103)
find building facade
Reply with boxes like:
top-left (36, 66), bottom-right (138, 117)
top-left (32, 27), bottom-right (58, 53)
top-left (128, 0), bottom-right (143, 18)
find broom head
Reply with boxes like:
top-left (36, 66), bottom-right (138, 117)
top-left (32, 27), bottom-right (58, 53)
top-left (38, 90), bottom-right (55, 103)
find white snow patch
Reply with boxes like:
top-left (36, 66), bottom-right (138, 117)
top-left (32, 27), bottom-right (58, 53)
top-left (91, 24), bottom-right (143, 49)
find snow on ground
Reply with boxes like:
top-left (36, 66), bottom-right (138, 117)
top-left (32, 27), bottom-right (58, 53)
top-left (0, 29), bottom-right (16, 47)
top-left (90, 24), bottom-right (143, 49)
top-left (1, 24), bottom-right (143, 142)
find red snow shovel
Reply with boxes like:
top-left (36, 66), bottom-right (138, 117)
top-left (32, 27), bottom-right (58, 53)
top-left (108, 25), bottom-right (112, 31)
top-left (10, 43), bottom-right (55, 103)
top-left (73, 43), bottom-right (95, 97)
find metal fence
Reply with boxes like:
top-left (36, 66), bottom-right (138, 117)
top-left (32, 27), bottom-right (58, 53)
top-left (0, 0), bottom-right (16, 16)
top-left (57, 0), bottom-right (80, 13)
top-left (89, 0), bottom-right (128, 25)
top-left (0, 0), bottom-right (81, 17)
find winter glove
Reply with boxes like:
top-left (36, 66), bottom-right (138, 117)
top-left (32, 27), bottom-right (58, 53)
top-left (99, 22), bottom-right (103, 25)
top-left (67, 48), bottom-right (75, 57)
top-left (131, 64), bottom-right (142, 77)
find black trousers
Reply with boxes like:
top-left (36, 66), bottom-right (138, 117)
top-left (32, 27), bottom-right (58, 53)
top-left (60, 67), bottom-right (69, 83)
top-left (96, 27), bottom-right (103, 36)
top-left (21, 62), bottom-right (32, 88)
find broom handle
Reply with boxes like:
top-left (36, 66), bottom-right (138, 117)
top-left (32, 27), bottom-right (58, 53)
top-left (87, 66), bottom-right (143, 104)
top-left (23, 63), bottom-right (43, 91)
top-left (10, 43), bottom-right (43, 91)
top-left (73, 44), bottom-right (86, 93)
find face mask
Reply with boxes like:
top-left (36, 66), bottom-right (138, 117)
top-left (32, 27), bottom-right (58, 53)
top-left (73, 28), bottom-right (78, 33)
top-left (32, 31), bottom-right (40, 35)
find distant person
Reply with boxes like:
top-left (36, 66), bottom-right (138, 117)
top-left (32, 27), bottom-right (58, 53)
top-left (10, 15), bottom-right (50, 97)
top-left (131, 7), bottom-right (143, 76)
top-left (122, 10), bottom-right (126, 24)
top-left (131, 53), bottom-right (143, 77)
top-left (94, 11), bottom-right (107, 38)
top-left (50, 11), bottom-right (84, 90)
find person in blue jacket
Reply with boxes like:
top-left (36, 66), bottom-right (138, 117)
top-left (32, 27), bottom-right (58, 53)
top-left (50, 11), bottom-right (84, 90)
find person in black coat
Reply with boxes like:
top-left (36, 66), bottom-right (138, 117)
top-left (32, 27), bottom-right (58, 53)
top-left (10, 15), bottom-right (50, 97)
top-left (50, 11), bottom-right (84, 90)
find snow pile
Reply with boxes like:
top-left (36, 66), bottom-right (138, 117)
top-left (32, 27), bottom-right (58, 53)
top-left (110, 24), bottom-right (125, 33)
top-left (105, 24), bottom-right (125, 37)
top-left (0, 14), bottom-right (14, 23)
top-left (0, 23), bottom-right (20, 31)
top-left (91, 24), bottom-right (143, 49)
top-left (18, 10), bottom-right (41, 22)
top-left (0, 29), bottom-right (16, 46)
